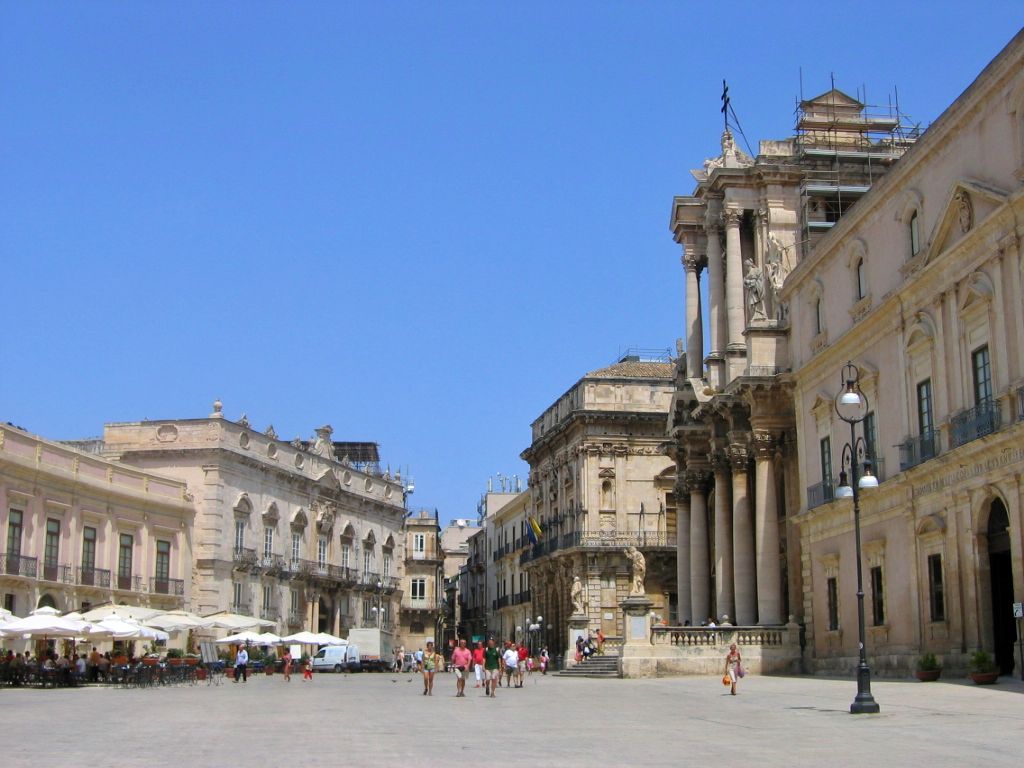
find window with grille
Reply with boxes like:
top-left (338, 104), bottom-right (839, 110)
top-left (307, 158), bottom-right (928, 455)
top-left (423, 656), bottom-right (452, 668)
top-left (264, 527), bottom-right (274, 558)
top-left (917, 379), bottom-right (934, 436)
top-left (972, 345), bottom-right (992, 405)
top-left (928, 554), bottom-right (945, 622)
top-left (826, 576), bottom-right (839, 631)
top-left (291, 532), bottom-right (301, 563)
top-left (870, 566), bottom-right (884, 626)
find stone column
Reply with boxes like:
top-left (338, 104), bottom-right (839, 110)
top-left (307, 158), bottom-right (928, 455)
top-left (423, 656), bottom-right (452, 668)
top-left (730, 443), bottom-right (756, 625)
top-left (711, 454), bottom-right (735, 622)
top-left (723, 208), bottom-right (745, 350)
top-left (675, 481), bottom-right (691, 625)
top-left (684, 254), bottom-right (704, 379)
top-left (705, 218), bottom-right (725, 356)
top-left (688, 471), bottom-right (710, 625)
top-left (754, 432), bottom-right (782, 625)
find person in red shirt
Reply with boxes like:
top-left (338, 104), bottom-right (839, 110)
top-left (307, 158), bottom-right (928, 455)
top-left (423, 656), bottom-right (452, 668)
top-left (450, 638), bottom-right (473, 698)
top-left (471, 642), bottom-right (485, 689)
top-left (515, 642), bottom-right (529, 688)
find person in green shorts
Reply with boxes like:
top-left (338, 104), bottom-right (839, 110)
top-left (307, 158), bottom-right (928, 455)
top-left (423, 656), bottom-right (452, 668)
top-left (483, 637), bottom-right (502, 698)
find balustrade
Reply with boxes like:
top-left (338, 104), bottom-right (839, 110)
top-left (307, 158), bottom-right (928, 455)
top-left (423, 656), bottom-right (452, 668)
top-left (41, 563), bottom-right (73, 583)
top-left (151, 576), bottom-right (185, 596)
top-left (950, 400), bottom-right (1001, 448)
top-left (78, 566), bottom-right (111, 588)
top-left (0, 553), bottom-right (37, 578)
top-left (650, 625), bottom-right (788, 648)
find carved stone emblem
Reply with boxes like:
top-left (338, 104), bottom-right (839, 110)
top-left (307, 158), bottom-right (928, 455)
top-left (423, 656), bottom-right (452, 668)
top-left (955, 190), bottom-right (973, 233)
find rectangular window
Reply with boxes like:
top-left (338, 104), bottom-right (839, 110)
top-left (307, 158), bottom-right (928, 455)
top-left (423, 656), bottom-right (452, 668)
top-left (909, 211), bottom-right (920, 256)
top-left (917, 379), bottom-right (933, 436)
top-left (363, 548), bottom-right (372, 574)
top-left (233, 581), bottom-right (243, 609)
top-left (863, 412), bottom-right (878, 462)
top-left (855, 259), bottom-right (867, 300)
top-left (3, 593), bottom-right (13, 614)
top-left (263, 527), bottom-right (274, 559)
top-left (262, 584), bottom-right (272, 612)
top-left (44, 519), bottom-right (60, 567)
top-left (290, 588), bottom-right (299, 613)
top-left (826, 576), bottom-right (839, 631)
top-left (7, 509), bottom-right (23, 557)
top-left (928, 553), bottom-right (945, 622)
top-left (234, 520), bottom-right (245, 552)
top-left (317, 536), bottom-right (327, 568)
top-left (411, 578), bottom-right (426, 600)
top-left (291, 532), bottom-right (301, 563)
top-left (814, 298), bottom-right (823, 335)
top-left (341, 543), bottom-right (351, 568)
top-left (82, 526), bottom-right (97, 570)
top-left (155, 540), bottom-right (170, 580)
top-left (972, 345), bottom-right (992, 405)
top-left (870, 566), bottom-right (885, 626)
top-left (413, 533), bottom-right (426, 557)
top-left (382, 553), bottom-right (392, 578)
top-left (118, 533), bottom-right (133, 589)
top-left (819, 437), bottom-right (833, 485)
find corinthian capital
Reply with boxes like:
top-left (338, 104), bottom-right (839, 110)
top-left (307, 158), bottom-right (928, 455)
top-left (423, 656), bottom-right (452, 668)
top-left (683, 253), bottom-right (702, 272)
top-left (752, 430), bottom-right (776, 459)
top-left (728, 443), bottom-right (751, 472)
top-left (722, 208), bottom-right (742, 227)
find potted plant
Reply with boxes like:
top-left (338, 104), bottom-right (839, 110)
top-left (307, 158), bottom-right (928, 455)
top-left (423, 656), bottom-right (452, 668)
top-left (915, 652), bottom-right (942, 681)
top-left (968, 650), bottom-right (999, 685)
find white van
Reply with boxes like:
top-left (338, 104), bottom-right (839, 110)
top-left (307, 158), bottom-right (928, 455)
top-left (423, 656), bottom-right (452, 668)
top-left (310, 644), bottom-right (360, 673)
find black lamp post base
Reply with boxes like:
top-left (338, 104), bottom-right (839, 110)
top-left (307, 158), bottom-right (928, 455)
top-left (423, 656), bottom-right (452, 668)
top-left (850, 693), bottom-right (881, 714)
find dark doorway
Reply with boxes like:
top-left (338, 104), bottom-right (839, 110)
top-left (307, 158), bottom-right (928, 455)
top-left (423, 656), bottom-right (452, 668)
top-left (987, 499), bottom-right (1015, 675)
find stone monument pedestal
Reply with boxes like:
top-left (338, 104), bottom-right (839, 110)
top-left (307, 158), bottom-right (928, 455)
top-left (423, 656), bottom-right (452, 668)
top-left (618, 595), bottom-right (656, 678)
top-left (743, 321), bottom-right (788, 374)
top-left (566, 612), bottom-right (589, 668)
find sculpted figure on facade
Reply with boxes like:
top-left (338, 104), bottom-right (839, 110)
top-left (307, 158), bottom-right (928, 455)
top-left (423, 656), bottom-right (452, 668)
top-left (313, 425), bottom-right (334, 458)
top-left (956, 190), bottom-right (973, 233)
top-left (743, 257), bottom-right (767, 322)
top-left (570, 575), bottom-right (587, 615)
top-left (625, 546), bottom-right (647, 596)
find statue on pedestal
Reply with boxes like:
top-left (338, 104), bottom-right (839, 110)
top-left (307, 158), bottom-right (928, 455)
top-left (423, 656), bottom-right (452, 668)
top-left (570, 575), bottom-right (587, 616)
top-left (625, 546), bottom-right (646, 596)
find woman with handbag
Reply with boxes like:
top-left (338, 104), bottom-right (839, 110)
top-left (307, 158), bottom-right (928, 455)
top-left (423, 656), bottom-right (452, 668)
top-left (724, 643), bottom-right (743, 696)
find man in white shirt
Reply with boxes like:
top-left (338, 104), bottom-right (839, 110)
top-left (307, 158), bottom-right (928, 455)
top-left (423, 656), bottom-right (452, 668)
top-left (234, 646), bottom-right (249, 683)
top-left (501, 641), bottom-right (518, 690)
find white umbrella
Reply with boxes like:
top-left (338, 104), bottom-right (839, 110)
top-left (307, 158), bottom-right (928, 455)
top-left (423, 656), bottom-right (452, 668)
top-left (31, 606), bottom-right (62, 616)
top-left (0, 607), bottom-right (14, 620)
top-left (253, 632), bottom-right (283, 645)
top-left (81, 605), bottom-right (164, 622)
top-left (202, 612), bottom-right (275, 630)
top-left (145, 610), bottom-right (214, 631)
top-left (314, 632), bottom-right (347, 646)
top-left (1, 613), bottom-right (93, 639)
top-left (281, 631), bottom-right (326, 645)
top-left (216, 630), bottom-right (265, 644)
top-left (90, 616), bottom-right (169, 641)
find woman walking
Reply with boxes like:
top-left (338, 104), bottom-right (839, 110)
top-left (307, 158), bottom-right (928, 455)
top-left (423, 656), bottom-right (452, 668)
top-left (421, 641), bottom-right (442, 696)
top-left (282, 649), bottom-right (293, 682)
top-left (724, 643), bottom-right (743, 696)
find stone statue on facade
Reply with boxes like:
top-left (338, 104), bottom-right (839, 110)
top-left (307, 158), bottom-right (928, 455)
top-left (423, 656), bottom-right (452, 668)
top-left (743, 258), bottom-right (767, 322)
top-left (625, 546), bottom-right (646, 596)
top-left (570, 575), bottom-right (587, 616)
top-left (313, 425), bottom-right (334, 459)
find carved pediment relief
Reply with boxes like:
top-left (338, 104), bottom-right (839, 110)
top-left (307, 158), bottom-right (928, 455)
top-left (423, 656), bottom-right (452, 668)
top-left (262, 502), bottom-right (280, 526)
top-left (290, 508), bottom-right (308, 531)
top-left (926, 179), bottom-right (1008, 262)
top-left (316, 469), bottom-right (341, 491)
top-left (598, 468), bottom-right (615, 479)
top-left (313, 499), bottom-right (336, 534)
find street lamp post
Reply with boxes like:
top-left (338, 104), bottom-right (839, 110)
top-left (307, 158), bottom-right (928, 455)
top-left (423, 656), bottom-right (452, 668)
top-left (834, 361), bottom-right (881, 715)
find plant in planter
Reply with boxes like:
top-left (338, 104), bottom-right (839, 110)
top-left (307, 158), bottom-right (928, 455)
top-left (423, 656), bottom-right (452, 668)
top-left (915, 653), bottom-right (942, 682)
top-left (968, 650), bottom-right (999, 685)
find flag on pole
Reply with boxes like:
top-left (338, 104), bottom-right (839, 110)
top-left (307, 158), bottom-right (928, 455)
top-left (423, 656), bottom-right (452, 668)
top-left (528, 516), bottom-right (543, 543)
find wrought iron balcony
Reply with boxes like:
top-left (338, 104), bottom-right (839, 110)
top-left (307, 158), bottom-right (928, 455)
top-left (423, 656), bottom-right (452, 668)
top-left (116, 574), bottom-right (143, 592)
top-left (78, 566), bottom-right (111, 588)
top-left (41, 563), bottom-right (73, 583)
top-left (233, 547), bottom-right (258, 570)
top-left (380, 575), bottom-right (400, 592)
top-left (287, 612), bottom-right (304, 627)
top-left (231, 601), bottom-right (251, 615)
top-left (951, 400), bottom-right (1001, 448)
top-left (807, 481), bottom-right (834, 509)
top-left (496, 595), bottom-right (509, 609)
top-left (513, 589), bottom-right (531, 605)
top-left (151, 576), bottom-right (185, 596)
top-left (899, 430), bottom-right (938, 471)
top-left (359, 570), bottom-right (382, 588)
top-left (259, 606), bottom-right (280, 623)
top-left (258, 553), bottom-right (286, 573)
top-left (0, 553), bottom-right (37, 578)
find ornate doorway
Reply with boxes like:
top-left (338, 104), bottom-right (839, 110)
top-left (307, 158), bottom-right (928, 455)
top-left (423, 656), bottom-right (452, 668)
top-left (986, 499), bottom-right (1015, 675)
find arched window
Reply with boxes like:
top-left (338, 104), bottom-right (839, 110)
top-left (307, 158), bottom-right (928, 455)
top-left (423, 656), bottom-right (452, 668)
top-left (909, 211), bottom-right (921, 257)
top-left (814, 298), bottom-right (824, 336)
top-left (855, 258), bottom-right (867, 301)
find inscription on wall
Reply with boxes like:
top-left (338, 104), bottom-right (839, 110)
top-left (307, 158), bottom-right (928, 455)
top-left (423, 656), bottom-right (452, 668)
top-left (914, 446), bottom-right (1024, 497)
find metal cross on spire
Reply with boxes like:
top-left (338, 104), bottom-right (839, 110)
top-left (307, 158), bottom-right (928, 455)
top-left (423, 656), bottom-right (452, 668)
top-left (721, 79), bottom-right (730, 131)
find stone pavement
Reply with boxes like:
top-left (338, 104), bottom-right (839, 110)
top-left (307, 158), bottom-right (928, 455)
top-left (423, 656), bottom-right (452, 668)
top-left (1, 670), bottom-right (1021, 767)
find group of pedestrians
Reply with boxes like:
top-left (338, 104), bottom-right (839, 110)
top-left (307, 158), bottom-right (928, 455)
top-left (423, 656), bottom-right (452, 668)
top-left (425, 637), bottom-right (547, 699)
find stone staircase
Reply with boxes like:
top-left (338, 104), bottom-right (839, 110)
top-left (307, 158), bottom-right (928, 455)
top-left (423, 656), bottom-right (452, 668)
top-left (558, 652), bottom-right (620, 679)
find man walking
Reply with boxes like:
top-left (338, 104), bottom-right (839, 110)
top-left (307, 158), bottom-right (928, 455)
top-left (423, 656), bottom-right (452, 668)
top-left (450, 638), bottom-right (472, 697)
top-left (501, 640), bottom-right (519, 690)
top-left (234, 645), bottom-right (249, 683)
top-left (483, 638), bottom-right (501, 698)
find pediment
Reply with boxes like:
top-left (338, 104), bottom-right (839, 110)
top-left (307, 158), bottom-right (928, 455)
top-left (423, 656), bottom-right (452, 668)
top-left (801, 88), bottom-right (863, 110)
top-left (598, 468), bottom-right (616, 478)
top-left (926, 179), bottom-right (1009, 261)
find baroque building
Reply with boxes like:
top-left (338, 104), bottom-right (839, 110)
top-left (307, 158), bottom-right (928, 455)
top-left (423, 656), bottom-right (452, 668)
top-left (668, 87), bottom-right (915, 630)
top-left (399, 509), bottom-right (444, 650)
top-left (783, 30), bottom-right (1024, 676)
top-left (1, 425), bottom-right (193, 619)
top-left (519, 356), bottom-right (676, 658)
top-left (99, 404), bottom-right (406, 640)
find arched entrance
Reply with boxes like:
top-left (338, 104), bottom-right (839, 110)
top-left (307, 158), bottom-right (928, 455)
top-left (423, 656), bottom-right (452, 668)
top-left (37, 594), bottom-right (57, 610)
top-left (986, 499), bottom-right (1016, 675)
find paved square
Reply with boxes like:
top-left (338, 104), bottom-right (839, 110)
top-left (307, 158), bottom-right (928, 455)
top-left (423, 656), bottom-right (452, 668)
top-left (1, 671), bottom-right (1021, 766)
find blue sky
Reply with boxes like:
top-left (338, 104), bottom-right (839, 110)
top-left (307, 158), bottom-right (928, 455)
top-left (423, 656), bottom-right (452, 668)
top-left (2, 2), bottom-right (1021, 522)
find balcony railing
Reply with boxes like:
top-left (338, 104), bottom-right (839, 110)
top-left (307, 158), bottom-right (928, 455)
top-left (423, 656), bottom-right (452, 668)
top-left (807, 481), bottom-right (834, 509)
top-left (115, 574), bottom-right (143, 592)
top-left (520, 530), bottom-right (673, 565)
top-left (899, 430), bottom-right (938, 471)
top-left (950, 400), bottom-right (1001, 448)
top-left (233, 547), bottom-right (258, 569)
top-left (231, 602), bottom-right (251, 615)
top-left (78, 566), bottom-right (111, 588)
top-left (513, 589), bottom-right (531, 605)
top-left (380, 575), bottom-right (400, 592)
top-left (258, 553), bottom-right (286, 573)
top-left (359, 571), bottom-right (381, 588)
top-left (260, 606), bottom-right (280, 623)
top-left (287, 612), bottom-right (304, 626)
top-left (150, 576), bottom-right (185, 596)
top-left (41, 563), bottom-right (73, 583)
top-left (0, 553), bottom-right (37, 578)
top-left (496, 595), bottom-right (510, 609)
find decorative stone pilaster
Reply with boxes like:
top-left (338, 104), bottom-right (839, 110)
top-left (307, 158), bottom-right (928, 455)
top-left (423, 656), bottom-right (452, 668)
top-left (705, 216), bottom-right (725, 357)
top-left (730, 441), bottom-right (756, 625)
top-left (675, 478), bottom-right (691, 626)
top-left (753, 431), bottom-right (782, 625)
top-left (683, 253), bottom-right (704, 379)
top-left (687, 470), bottom-right (711, 625)
top-left (723, 208), bottom-right (744, 352)
top-left (710, 452), bottom-right (735, 622)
